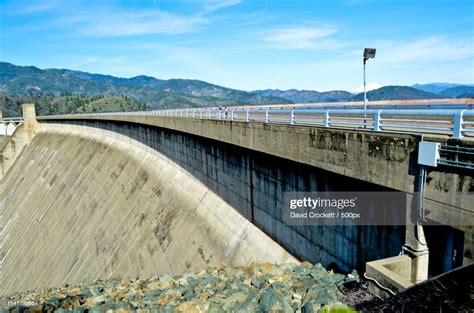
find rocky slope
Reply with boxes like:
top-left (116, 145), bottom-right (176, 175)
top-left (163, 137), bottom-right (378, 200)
top-left (0, 262), bottom-right (359, 312)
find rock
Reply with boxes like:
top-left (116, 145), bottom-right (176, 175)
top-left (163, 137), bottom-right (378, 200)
top-left (175, 299), bottom-right (209, 312)
top-left (0, 262), bottom-right (355, 312)
top-left (251, 277), bottom-right (265, 289)
top-left (221, 291), bottom-right (248, 310)
top-left (90, 286), bottom-right (104, 296)
top-left (302, 300), bottom-right (322, 313)
top-left (258, 289), bottom-right (293, 312)
top-left (146, 281), bottom-right (161, 290)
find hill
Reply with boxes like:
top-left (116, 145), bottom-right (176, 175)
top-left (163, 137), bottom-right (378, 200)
top-left (0, 92), bottom-right (147, 117)
top-left (412, 83), bottom-right (465, 94)
top-left (2, 62), bottom-right (471, 116)
top-left (437, 85), bottom-right (474, 98)
top-left (254, 89), bottom-right (353, 103)
top-left (0, 62), bottom-right (292, 112)
top-left (57, 69), bottom-right (290, 105)
top-left (350, 86), bottom-right (441, 101)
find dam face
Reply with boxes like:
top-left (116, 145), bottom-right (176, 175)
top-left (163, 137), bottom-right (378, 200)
top-left (0, 124), bottom-right (296, 296)
top-left (48, 120), bottom-right (406, 273)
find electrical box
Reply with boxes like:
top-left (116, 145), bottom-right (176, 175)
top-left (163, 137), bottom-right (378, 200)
top-left (418, 142), bottom-right (440, 167)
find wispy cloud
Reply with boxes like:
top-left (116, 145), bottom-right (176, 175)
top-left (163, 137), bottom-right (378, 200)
top-left (379, 36), bottom-right (473, 63)
top-left (262, 26), bottom-right (340, 49)
top-left (203, 0), bottom-right (242, 12)
top-left (77, 9), bottom-right (207, 36)
top-left (8, 0), bottom-right (241, 37)
top-left (3, 0), bottom-right (66, 14)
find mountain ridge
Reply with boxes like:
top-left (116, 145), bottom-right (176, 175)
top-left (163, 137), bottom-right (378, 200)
top-left (0, 62), bottom-right (292, 110)
top-left (1, 62), bottom-right (473, 117)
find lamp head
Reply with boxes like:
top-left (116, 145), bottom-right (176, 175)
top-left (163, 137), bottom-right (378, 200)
top-left (363, 48), bottom-right (376, 59)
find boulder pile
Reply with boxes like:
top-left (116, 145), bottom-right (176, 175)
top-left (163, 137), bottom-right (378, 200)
top-left (1, 262), bottom-right (359, 312)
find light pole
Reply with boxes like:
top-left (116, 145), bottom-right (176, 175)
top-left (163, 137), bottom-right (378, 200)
top-left (363, 48), bottom-right (376, 128)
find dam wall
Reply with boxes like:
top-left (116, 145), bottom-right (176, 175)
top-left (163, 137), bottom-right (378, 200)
top-left (49, 119), bottom-right (406, 274)
top-left (39, 114), bottom-right (474, 233)
top-left (0, 123), bottom-right (296, 296)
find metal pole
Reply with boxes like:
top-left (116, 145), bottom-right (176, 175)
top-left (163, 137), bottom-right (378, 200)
top-left (363, 57), bottom-right (367, 105)
top-left (363, 57), bottom-right (367, 128)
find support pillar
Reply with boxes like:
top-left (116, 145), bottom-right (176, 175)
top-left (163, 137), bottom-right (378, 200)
top-left (22, 103), bottom-right (39, 140)
top-left (403, 223), bottom-right (429, 283)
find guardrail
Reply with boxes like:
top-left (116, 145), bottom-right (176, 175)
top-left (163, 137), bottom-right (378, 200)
top-left (87, 108), bottom-right (473, 139)
top-left (219, 101), bottom-right (474, 111)
top-left (0, 117), bottom-right (24, 136)
top-left (2, 117), bottom-right (24, 122)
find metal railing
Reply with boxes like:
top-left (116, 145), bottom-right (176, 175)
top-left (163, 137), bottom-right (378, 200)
top-left (438, 144), bottom-right (474, 169)
top-left (78, 107), bottom-right (474, 139)
top-left (0, 118), bottom-right (24, 136)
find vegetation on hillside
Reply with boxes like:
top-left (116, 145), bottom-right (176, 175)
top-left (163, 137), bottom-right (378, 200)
top-left (0, 92), bottom-right (146, 117)
top-left (438, 85), bottom-right (474, 98)
top-left (350, 86), bottom-right (442, 101)
top-left (1, 62), bottom-right (472, 117)
top-left (0, 62), bottom-right (292, 112)
top-left (254, 89), bottom-right (354, 103)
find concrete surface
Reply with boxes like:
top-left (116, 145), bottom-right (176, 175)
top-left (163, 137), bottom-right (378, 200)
top-left (38, 114), bottom-right (474, 233)
top-left (0, 125), bottom-right (30, 180)
top-left (366, 255), bottom-right (417, 297)
top-left (0, 123), bottom-right (297, 296)
top-left (39, 115), bottom-right (473, 269)
top-left (45, 119), bottom-right (407, 274)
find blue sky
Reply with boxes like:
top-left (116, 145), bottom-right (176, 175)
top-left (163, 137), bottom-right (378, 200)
top-left (0, 0), bottom-right (473, 91)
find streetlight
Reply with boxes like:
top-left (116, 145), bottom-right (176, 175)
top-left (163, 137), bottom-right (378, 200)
top-left (363, 48), bottom-right (376, 128)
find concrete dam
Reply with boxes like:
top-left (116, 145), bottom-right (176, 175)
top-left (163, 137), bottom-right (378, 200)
top-left (1, 103), bottom-right (473, 297)
top-left (0, 119), bottom-right (296, 296)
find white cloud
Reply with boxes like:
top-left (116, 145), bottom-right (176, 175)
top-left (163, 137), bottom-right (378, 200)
top-left (4, 0), bottom-right (64, 14)
top-left (262, 26), bottom-right (339, 49)
top-left (354, 82), bottom-right (383, 93)
top-left (376, 36), bottom-right (473, 64)
top-left (11, 1), bottom-right (239, 37)
top-left (203, 0), bottom-right (242, 12)
top-left (76, 9), bottom-right (208, 36)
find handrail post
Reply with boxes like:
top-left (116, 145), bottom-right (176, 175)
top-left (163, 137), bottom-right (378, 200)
top-left (265, 110), bottom-right (269, 123)
top-left (373, 110), bottom-right (382, 131)
top-left (324, 110), bottom-right (330, 127)
top-left (453, 109), bottom-right (465, 139)
top-left (246, 110), bottom-right (250, 122)
top-left (208, 110), bottom-right (211, 119)
top-left (231, 110), bottom-right (234, 121)
top-left (290, 110), bottom-right (295, 125)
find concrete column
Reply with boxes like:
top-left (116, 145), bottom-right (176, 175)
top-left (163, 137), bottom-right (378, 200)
top-left (0, 109), bottom-right (3, 120)
top-left (405, 223), bottom-right (429, 283)
top-left (22, 103), bottom-right (39, 140)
